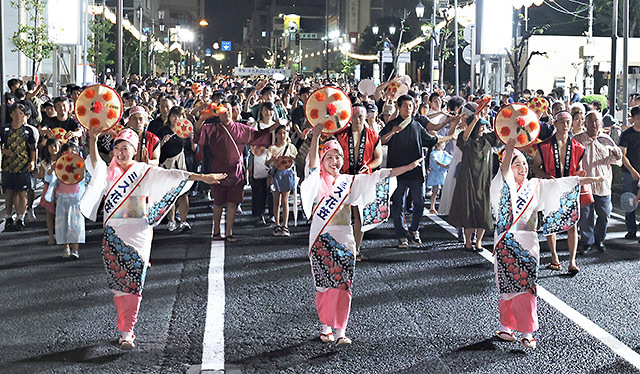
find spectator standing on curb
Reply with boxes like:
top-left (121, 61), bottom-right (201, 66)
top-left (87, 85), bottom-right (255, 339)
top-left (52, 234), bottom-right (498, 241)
top-left (619, 106), bottom-right (640, 241)
top-left (574, 111), bottom-right (623, 253)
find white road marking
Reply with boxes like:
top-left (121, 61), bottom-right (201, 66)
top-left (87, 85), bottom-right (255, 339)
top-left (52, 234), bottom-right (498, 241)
top-left (428, 213), bottom-right (640, 370)
top-left (200, 216), bottom-right (225, 372)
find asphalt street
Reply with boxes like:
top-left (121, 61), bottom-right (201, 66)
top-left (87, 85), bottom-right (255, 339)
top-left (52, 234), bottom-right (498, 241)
top-left (2, 189), bottom-right (640, 373)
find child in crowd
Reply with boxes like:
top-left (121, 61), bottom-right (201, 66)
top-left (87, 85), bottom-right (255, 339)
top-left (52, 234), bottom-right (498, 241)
top-left (38, 137), bottom-right (61, 244)
top-left (266, 125), bottom-right (297, 237)
top-left (249, 145), bottom-right (270, 225)
top-left (426, 141), bottom-right (452, 214)
top-left (54, 142), bottom-right (85, 259)
top-left (0, 103), bottom-right (38, 231)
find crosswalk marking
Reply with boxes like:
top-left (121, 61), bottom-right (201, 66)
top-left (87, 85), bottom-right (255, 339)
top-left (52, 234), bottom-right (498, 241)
top-left (428, 213), bottom-right (640, 370)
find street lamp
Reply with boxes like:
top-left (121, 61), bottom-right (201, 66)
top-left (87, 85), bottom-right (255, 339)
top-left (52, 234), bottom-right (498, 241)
top-left (388, 25), bottom-right (396, 35)
top-left (372, 24), bottom-right (379, 35)
top-left (415, 1), bottom-right (425, 18)
top-left (199, 19), bottom-right (209, 27)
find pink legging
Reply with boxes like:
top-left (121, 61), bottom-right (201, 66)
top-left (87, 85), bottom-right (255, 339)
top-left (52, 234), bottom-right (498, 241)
top-left (499, 292), bottom-right (538, 333)
top-left (113, 294), bottom-right (142, 333)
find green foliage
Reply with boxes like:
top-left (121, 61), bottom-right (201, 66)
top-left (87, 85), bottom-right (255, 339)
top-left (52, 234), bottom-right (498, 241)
top-left (341, 57), bottom-right (357, 77)
top-left (123, 29), bottom-right (141, 76)
top-left (156, 50), bottom-right (182, 74)
top-left (592, 0), bottom-right (640, 37)
top-left (10, 0), bottom-right (56, 78)
top-left (88, 14), bottom-right (115, 78)
top-left (581, 94), bottom-right (608, 109)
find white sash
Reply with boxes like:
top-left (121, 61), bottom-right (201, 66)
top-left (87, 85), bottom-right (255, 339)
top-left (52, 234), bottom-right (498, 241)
top-left (493, 178), bottom-right (540, 254)
top-left (308, 174), bottom-right (354, 257)
top-left (103, 163), bottom-right (151, 224)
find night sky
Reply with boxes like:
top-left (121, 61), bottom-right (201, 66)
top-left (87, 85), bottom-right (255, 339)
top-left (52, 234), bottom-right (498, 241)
top-left (203, 0), bottom-right (255, 51)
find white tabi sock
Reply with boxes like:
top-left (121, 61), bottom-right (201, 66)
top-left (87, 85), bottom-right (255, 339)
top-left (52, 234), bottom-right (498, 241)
top-left (321, 324), bottom-right (332, 335)
top-left (500, 324), bottom-right (513, 333)
top-left (335, 328), bottom-right (346, 339)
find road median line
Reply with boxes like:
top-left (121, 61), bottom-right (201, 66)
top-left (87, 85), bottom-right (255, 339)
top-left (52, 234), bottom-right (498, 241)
top-left (428, 213), bottom-right (640, 370)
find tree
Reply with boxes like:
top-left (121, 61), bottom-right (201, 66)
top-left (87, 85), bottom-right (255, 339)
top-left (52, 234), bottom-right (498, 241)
top-left (10, 0), bottom-right (56, 79)
top-left (505, 24), bottom-right (549, 100)
top-left (123, 29), bottom-right (141, 76)
top-left (341, 57), bottom-right (357, 79)
top-left (592, 0), bottom-right (640, 37)
top-left (88, 13), bottom-right (115, 82)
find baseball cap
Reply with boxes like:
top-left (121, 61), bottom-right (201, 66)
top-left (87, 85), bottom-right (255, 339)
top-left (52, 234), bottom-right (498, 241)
top-left (364, 102), bottom-right (377, 112)
top-left (602, 114), bottom-right (617, 127)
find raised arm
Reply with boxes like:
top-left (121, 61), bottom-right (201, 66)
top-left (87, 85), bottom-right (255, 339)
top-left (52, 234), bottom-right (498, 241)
top-left (500, 138), bottom-right (516, 176)
top-left (462, 114), bottom-right (479, 142)
top-left (87, 124), bottom-right (101, 168)
top-left (308, 124), bottom-right (323, 171)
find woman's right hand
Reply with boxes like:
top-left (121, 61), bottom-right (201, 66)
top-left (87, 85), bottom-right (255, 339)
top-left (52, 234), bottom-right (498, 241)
top-left (409, 157), bottom-right (425, 170)
top-left (161, 134), bottom-right (173, 146)
top-left (311, 123), bottom-right (323, 138)
top-left (87, 124), bottom-right (101, 141)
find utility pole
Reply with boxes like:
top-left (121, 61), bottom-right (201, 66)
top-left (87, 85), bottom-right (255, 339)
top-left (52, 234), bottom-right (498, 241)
top-left (138, 7), bottom-right (143, 76)
top-left (151, 18), bottom-right (155, 76)
top-left (622, 0), bottom-right (629, 127)
top-left (82, 0), bottom-right (89, 85)
top-left (325, 0), bottom-right (329, 80)
top-left (608, 0), bottom-right (618, 119)
top-left (454, 0), bottom-right (459, 95)
top-left (0, 0), bottom-right (5, 127)
top-left (583, 0), bottom-right (594, 95)
top-left (116, 0), bottom-right (123, 86)
top-left (430, 0), bottom-right (436, 90)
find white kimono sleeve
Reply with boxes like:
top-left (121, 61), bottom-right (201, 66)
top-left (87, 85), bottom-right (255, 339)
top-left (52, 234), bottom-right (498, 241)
top-left (300, 167), bottom-right (321, 220)
top-left (346, 169), bottom-right (396, 232)
top-left (144, 167), bottom-right (194, 227)
top-left (80, 157), bottom-right (108, 221)
top-left (538, 176), bottom-right (580, 236)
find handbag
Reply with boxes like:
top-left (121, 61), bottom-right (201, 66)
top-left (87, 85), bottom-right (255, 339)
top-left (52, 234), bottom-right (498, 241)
top-left (268, 143), bottom-right (290, 178)
top-left (579, 183), bottom-right (594, 207)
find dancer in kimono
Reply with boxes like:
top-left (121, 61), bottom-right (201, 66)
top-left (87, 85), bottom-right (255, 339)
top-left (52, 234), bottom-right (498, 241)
top-left (301, 124), bottom-right (423, 346)
top-left (81, 126), bottom-right (226, 350)
top-left (491, 138), bottom-right (603, 349)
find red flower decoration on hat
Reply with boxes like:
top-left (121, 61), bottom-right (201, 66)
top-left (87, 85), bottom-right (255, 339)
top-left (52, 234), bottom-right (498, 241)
top-left (326, 103), bottom-right (337, 116)
top-left (91, 101), bottom-right (103, 114)
top-left (517, 117), bottom-right (526, 128)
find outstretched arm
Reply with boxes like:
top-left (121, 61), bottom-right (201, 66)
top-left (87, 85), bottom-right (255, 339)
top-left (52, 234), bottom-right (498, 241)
top-left (390, 157), bottom-right (424, 177)
top-left (578, 175), bottom-right (605, 185)
top-left (188, 172), bottom-right (227, 184)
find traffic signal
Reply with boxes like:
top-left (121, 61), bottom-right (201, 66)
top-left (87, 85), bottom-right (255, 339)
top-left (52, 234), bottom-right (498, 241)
top-left (295, 33), bottom-right (300, 46)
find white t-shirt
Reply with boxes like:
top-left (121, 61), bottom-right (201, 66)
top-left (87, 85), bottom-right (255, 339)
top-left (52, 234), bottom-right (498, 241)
top-left (253, 153), bottom-right (269, 179)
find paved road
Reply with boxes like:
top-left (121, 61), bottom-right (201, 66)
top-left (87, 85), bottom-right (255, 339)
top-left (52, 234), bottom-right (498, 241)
top-left (2, 189), bottom-right (640, 373)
